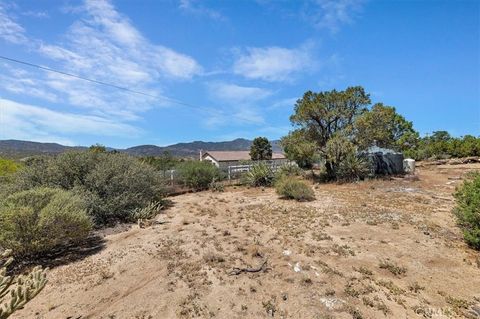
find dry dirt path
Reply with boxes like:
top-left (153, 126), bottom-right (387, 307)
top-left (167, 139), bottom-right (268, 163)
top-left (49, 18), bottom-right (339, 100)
top-left (14, 164), bottom-right (480, 319)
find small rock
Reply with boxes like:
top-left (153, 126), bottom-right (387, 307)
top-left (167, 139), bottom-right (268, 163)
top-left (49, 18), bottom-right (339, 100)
top-left (294, 262), bottom-right (302, 272)
top-left (283, 250), bottom-right (292, 256)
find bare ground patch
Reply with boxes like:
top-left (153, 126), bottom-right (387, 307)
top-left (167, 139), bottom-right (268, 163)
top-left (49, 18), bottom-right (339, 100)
top-left (12, 164), bottom-right (480, 319)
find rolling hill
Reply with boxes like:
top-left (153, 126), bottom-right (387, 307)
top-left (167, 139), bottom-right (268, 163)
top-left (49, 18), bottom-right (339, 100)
top-left (0, 138), bottom-right (282, 158)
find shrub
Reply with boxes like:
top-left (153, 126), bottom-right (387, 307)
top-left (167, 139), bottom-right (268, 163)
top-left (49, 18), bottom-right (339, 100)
top-left (244, 162), bottom-right (274, 187)
top-left (275, 176), bottom-right (315, 201)
top-left (454, 172), bottom-right (480, 249)
top-left (336, 153), bottom-right (371, 182)
top-left (209, 179), bottom-right (225, 192)
top-left (178, 161), bottom-right (221, 191)
top-left (275, 163), bottom-right (303, 181)
top-left (0, 187), bottom-right (92, 257)
top-left (0, 249), bottom-right (47, 318)
top-left (79, 153), bottom-right (164, 224)
top-left (0, 158), bottom-right (20, 177)
top-left (11, 151), bottom-right (164, 226)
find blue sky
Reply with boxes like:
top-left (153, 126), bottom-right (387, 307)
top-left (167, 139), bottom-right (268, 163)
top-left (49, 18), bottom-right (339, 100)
top-left (0, 0), bottom-right (478, 148)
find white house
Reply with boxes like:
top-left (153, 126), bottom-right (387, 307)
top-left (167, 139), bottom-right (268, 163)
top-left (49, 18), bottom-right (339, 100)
top-left (200, 151), bottom-right (288, 168)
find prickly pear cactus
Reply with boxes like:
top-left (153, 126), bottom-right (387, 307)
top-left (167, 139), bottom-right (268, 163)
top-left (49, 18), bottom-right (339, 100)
top-left (0, 250), bottom-right (47, 319)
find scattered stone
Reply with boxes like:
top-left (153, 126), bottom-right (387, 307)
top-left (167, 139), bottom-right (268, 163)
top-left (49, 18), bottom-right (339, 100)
top-left (293, 262), bottom-right (302, 273)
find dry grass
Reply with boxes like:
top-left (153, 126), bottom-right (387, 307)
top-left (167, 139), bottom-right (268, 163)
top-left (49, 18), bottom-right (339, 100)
top-left (11, 163), bottom-right (480, 319)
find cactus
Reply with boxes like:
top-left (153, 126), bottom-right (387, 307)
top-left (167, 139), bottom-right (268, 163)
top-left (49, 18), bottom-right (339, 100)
top-left (0, 250), bottom-right (47, 319)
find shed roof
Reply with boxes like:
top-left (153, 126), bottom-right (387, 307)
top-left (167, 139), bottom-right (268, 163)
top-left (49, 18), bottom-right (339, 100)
top-left (203, 151), bottom-right (286, 162)
top-left (363, 145), bottom-right (401, 155)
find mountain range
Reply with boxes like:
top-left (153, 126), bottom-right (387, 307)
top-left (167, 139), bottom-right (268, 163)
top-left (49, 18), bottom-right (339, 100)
top-left (0, 139), bottom-right (282, 158)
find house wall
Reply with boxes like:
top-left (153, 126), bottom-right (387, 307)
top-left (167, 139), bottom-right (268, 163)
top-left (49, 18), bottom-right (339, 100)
top-left (202, 155), bottom-right (219, 167)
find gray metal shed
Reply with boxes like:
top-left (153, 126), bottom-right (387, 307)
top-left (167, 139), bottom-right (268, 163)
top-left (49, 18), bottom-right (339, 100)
top-left (362, 146), bottom-right (404, 175)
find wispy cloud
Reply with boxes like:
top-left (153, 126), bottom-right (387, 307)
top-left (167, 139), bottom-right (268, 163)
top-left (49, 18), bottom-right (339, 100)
top-left (178, 0), bottom-right (225, 21)
top-left (21, 10), bottom-right (49, 18)
top-left (205, 82), bottom-right (273, 126)
top-left (0, 3), bottom-right (27, 44)
top-left (208, 82), bottom-right (273, 103)
top-left (233, 44), bottom-right (316, 82)
top-left (0, 0), bottom-right (206, 144)
top-left (306, 0), bottom-right (365, 33)
top-left (0, 98), bottom-right (140, 145)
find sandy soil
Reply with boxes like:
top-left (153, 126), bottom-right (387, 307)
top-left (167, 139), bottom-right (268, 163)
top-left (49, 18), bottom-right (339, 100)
top-left (13, 164), bottom-right (480, 319)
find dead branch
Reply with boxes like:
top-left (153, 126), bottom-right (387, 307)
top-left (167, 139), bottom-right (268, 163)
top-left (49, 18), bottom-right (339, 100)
top-left (229, 259), bottom-right (268, 276)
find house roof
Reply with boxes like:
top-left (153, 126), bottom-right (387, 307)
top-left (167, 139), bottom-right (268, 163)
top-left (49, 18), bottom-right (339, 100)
top-left (203, 151), bottom-right (286, 162)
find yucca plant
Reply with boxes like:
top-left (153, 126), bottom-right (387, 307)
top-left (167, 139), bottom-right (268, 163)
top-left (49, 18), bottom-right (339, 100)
top-left (0, 250), bottom-right (47, 318)
top-left (245, 162), bottom-right (274, 187)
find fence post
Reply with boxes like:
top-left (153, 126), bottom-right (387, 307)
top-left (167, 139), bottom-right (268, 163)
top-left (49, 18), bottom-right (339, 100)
top-left (228, 166), bottom-right (231, 181)
top-left (170, 170), bottom-right (174, 185)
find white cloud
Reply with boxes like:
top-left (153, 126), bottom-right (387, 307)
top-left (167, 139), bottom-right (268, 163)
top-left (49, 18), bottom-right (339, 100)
top-left (233, 45), bottom-right (314, 82)
top-left (0, 0), bottom-right (203, 127)
top-left (0, 4), bottom-right (27, 44)
top-left (0, 98), bottom-right (140, 144)
top-left (21, 10), bottom-right (49, 18)
top-left (307, 0), bottom-right (364, 33)
top-left (208, 82), bottom-right (273, 103)
top-left (204, 83), bottom-right (272, 127)
top-left (178, 0), bottom-right (225, 21)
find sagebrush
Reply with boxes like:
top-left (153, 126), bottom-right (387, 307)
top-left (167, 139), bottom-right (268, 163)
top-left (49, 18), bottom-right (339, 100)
top-left (11, 151), bottom-right (164, 225)
top-left (275, 176), bottom-right (315, 201)
top-left (178, 161), bottom-right (222, 191)
top-left (0, 187), bottom-right (92, 257)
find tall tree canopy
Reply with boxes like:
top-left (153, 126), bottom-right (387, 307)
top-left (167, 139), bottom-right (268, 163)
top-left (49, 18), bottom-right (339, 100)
top-left (250, 137), bottom-right (272, 160)
top-left (280, 130), bottom-right (318, 169)
top-left (290, 86), bottom-right (371, 149)
top-left (354, 103), bottom-right (419, 151)
top-left (288, 86), bottom-right (370, 175)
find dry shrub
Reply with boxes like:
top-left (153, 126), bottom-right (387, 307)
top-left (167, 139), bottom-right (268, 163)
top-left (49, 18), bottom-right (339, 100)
top-left (275, 176), bottom-right (315, 201)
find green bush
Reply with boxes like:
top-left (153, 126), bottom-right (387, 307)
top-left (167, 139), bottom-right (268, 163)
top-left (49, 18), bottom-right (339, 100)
top-left (275, 163), bottom-right (303, 180)
top-left (0, 158), bottom-right (20, 176)
top-left (275, 176), bottom-right (315, 201)
top-left (79, 153), bottom-right (164, 224)
top-left (244, 162), bottom-right (274, 187)
top-left (11, 151), bottom-right (164, 226)
top-left (454, 172), bottom-right (480, 249)
top-left (209, 179), bottom-right (225, 192)
top-left (336, 153), bottom-right (371, 182)
top-left (0, 187), bottom-right (92, 257)
top-left (178, 161), bottom-right (222, 191)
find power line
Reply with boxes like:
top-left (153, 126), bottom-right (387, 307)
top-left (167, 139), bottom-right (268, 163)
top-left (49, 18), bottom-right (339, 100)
top-left (0, 55), bottom-right (219, 114)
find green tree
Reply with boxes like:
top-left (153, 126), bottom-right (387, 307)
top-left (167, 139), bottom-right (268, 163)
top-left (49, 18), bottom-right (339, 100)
top-left (280, 130), bottom-right (318, 169)
top-left (354, 103), bottom-right (419, 152)
top-left (289, 86), bottom-right (371, 176)
top-left (250, 137), bottom-right (272, 160)
top-left (89, 143), bottom-right (107, 153)
top-left (142, 151), bottom-right (177, 177)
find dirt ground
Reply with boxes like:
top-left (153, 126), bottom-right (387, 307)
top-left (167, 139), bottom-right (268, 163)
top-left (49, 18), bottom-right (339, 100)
top-left (14, 164), bottom-right (480, 319)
